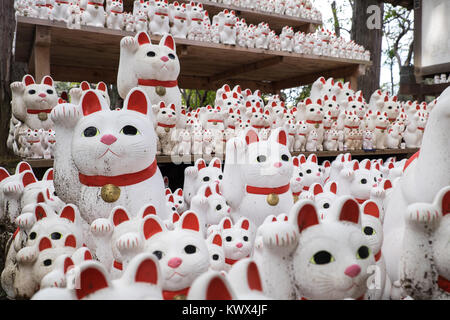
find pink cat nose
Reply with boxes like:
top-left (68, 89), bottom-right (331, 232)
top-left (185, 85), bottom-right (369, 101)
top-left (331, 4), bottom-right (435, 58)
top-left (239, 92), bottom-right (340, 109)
top-left (373, 183), bottom-right (378, 187)
top-left (161, 56), bottom-right (169, 62)
top-left (316, 173), bottom-right (321, 176)
top-left (167, 257), bottom-right (182, 269)
top-left (236, 243), bottom-right (243, 248)
top-left (274, 162), bottom-right (282, 168)
top-left (296, 178), bottom-right (301, 182)
top-left (378, 178), bottom-right (382, 182)
top-left (100, 134), bottom-right (117, 145)
top-left (344, 264), bottom-right (361, 278)
top-left (227, 208), bottom-right (231, 213)
top-left (39, 93), bottom-right (46, 98)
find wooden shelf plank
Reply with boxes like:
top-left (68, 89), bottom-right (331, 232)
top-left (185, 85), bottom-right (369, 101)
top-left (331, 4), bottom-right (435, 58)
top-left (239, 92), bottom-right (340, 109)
top-left (14, 16), bottom-right (370, 92)
top-left (21, 148), bottom-right (419, 168)
top-left (399, 82), bottom-right (450, 97)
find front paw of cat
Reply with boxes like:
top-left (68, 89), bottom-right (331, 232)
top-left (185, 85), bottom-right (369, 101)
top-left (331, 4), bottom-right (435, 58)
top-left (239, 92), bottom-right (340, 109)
top-left (10, 81), bottom-right (25, 94)
top-left (50, 103), bottom-right (81, 128)
top-left (16, 246), bottom-right (38, 263)
top-left (116, 233), bottom-right (142, 253)
top-left (3, 182), bottom-right (24, 198)
top-left (69, 88), bottom-right (82, 102)
top-left (405, 202), bottom-right (440, 224)
top-left (340, 168), bottom-right (354, 180)
top-left (290, 178), bottom-right (302, 193)
top-left (299, 191), bottom-right (314, 201)
top-left (370, 187), bottom-right (385, 199)
top-left (16, 212), bottom-right (36, 230)
top-left (120, 36), bottom-right (139, 52)
top-left (90, 218), bottom-right (114, 237)
top-left (185, 166), bottom-right (198, 177)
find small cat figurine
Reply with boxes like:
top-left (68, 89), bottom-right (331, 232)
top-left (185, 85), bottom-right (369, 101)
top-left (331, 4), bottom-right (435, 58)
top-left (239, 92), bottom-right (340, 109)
top-left (148, 0), bottom-right (170, 36)
top-left (106, 0), bottom-right (124, 30)
top-left (206, 231), bottom-right (226, 272)
top-left (169, 1), bottom-right (188, 39)
top-left (140, 212), bottom-right (210, 300)
top-left (81, 0), bottom-right (105, 27)
top-left (51, 87), bottom-right (170, 224)
top-left (152, 101), bottom-right (177, 155)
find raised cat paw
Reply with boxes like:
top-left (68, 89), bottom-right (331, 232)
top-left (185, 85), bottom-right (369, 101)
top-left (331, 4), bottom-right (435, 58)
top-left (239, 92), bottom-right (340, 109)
top-left (116, 232), bottom-right (142, 252)
top-left (185, 166), bottom-right (198, 177)
top-left (257, 214), bottom-right (298, 249)
top-left (3, 182), bottom-right (24, 198)
top-left (16, 246), bottom-right (38, 263)
top-left (10, 81), bottom-right (25, 94)
top-left (370, 187), bottom-right (386, 199)
top-left (120, 36), bottom-right (139, 52)
top-left (290, 178), bottom-right (302, 193)
top-left (69, 87), bottom-right (82, 103)
top-left (15, 212), bottom-right (36, 230)
top-left (90, 218), bottom-right (114, 237)
top-left (405, 202), bottom-right (440, 223)
top-left (50, 103), bottom-right (81, 128)
top-left (299, 191), bottom-right (315, 201)
top-left (340, 168), bottom-right (354, 179)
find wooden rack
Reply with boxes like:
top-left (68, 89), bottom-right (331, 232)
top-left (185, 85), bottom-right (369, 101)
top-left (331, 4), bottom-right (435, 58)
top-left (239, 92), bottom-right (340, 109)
top-left (15, 16), bottom-right (370, 93)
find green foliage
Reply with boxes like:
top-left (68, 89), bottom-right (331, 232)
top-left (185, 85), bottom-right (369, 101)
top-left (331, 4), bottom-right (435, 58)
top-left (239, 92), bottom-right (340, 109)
top-left (181, 89), bottom-right (216, 109)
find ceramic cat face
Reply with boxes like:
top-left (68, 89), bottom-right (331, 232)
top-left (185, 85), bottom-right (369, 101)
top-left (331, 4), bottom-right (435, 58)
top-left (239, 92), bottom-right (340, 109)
top-left (72, 89), bottom-right (156, 176)
top-left (289, 197), bottom-right (374, 300)
top-left (133, 32), bottom-right (180, 81)
top-left (140, 212), bottom-right (209, 291)
top-left (20, 75), bottom-right (58, 111)
top-left (244, 89), bottom-right (264, 108)
top-left (193, 183), bottom-right (231, 227)
top-left (220, 217), bottom-right (253, 263)
top-left (153, 101), bottom-right (177, 125)
top-left (310, 181), bottom-right (338, 220)
top-left (292, 154), bottom-right (324, 189)
top-left (304, 98), bottom-right (324, 122)
top-left (78, 81), bottom-right (110, 106)
top-left (360, 200), bottom-right (383, 257)
top-left (206, 232), bottom-right (225, 272)
top-left (240, 128), bottom-right (293, 187)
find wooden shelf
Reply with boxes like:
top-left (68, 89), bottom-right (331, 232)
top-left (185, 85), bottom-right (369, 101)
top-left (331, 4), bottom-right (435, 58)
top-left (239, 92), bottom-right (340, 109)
top-left (22, 148), bottom-right (419, 168)
top-left (14, 16), bottom-right (370, 92)
top-left (399, 82), bottom-right (450, 98)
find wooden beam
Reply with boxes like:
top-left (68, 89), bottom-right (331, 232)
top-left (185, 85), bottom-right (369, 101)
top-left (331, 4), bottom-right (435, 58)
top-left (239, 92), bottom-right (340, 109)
top-left (208, 56), bottom-right (284, 82)
top-left (272, 65), bottom-right (361, 90)
top-left (32, 25), bottom-right (51, 82)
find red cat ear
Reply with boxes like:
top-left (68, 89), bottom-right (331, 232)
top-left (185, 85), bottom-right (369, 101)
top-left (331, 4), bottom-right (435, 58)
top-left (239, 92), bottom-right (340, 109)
top-left (305, 98), bottom-right (312, 105)
top-left (41, 76), bottom-right (54, 87)
top-left (96, 82), bottom-right (107, 92)
top-left (240, 219), bottom-right (250, 230)
top-left (64, 257), bottom-right (75, 274)
top-left (365, 161), bottom-right (371, 170)
top-left (17, 161), bottom-right (32, 174)
top-left (35, 205), bottom-right (47, 221)
top-left (22, 171), bottom-right (37, 187)
top-left (313, 184), bottom-right (323, 195)
top-left (161, 34), bottom-right (175, 51)
top-left (165, 188), bottom-right (171, 196)
top-left (212, 159), bottom-right (221, 169)
top-left (329, 182), bottom-right (337, 194)
top-left (299, 154), bottom-right (306, 164)
top-left (206, 276), bottom-right (234, 300)
top-left (181, 211), bottom-right (200, 232)
top-left (245, 129), bottom-right (259, 145)
top-left (293, 157), bottom-right (299, 167)
top-left (294, 201), bottom-right (320, 233)
top-left (247, 261), bottom-right (263, 292)
top-left (44, 168), bottom-right (54, 181)
top-left (137, 31), bottom-right (151, 45)
top-left (310, 154), bottom-right (317, 163)
top-left (125, 88), bottom-right (148, 115)
top-left (204, 186), bottom-right (213, 198)
top-left (276, 129), bottom-right (287, 146)
top-left (81, 91), bottom-right (103, 116)
top-left (223, 84), bottom-right (231, 92)
top-left (196, 159), bottom-right (206, 171)
top-left (353, 161), bottom-right (359, 171)
top-left (176, 188), bottom-right (183, 196)
top-left (438, 187), bottom-right (450, 216)
top-left (141, 205), bottom-right (157, 218)
top-left (383, 180), bottom-right (392, 190)
top-left (60, 205), bottom-right (76, 223)
top-left (168, 195), bottom-right (174, 203)
top-left (221, 217), bottom-right (232, 229)
top-left (23, 75), bottom-right (35, 86)
top-left (36, 192), bottom-right (45, 204)
top-left (142, 216), bottom-right (164, 240)
top-left (80, 81), bottom-right (91, 91)
top-left (323, 160), bottom-right (331, 168)
top-left (212, 234), bottom-right (222, 247)
top-left (65, 235), bottom-right (77, 248)
top-left (338, 198), bottom-right (360, 225)
top-left (172, 212), bottom-right (180, 223)
top-left (362, 200), bottom-right (379, 219)
top-left (112, 207), bottom-right (130, 226)
top-left (76, 264), bottom-right (109, 299)
top-left (0, 168), bottom-right (10, 183)
top-left (134, 257), bottom-right (159, 285)
top-left (39, 237), bottom-right (52, 251)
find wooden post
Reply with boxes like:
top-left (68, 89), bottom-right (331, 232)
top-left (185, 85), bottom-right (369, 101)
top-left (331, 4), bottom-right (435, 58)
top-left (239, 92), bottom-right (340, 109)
top-left (345, 65), bottom-right (366, 92)
top-left (31, 25), bottom-right (51, 83)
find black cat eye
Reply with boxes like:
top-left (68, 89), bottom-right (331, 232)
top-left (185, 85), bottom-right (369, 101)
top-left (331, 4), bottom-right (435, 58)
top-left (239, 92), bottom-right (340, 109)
top-left (121, 125), bottom-right (138, 135)
top-left (311, 251), bottom-right (334, 264)
top-left (184, 245), bottom-right (196, 254)
top-left (153, 250), bottom-right (163, 260)
top-left (83, 126), bottom-right (98, 137)
top-left (357, 246), bottom-right (370, 259)
top-left (168, 53), bottom-right (176, 60)
top-left (147, 51), bottom-right (156, 57)
top-left (28, 89), bottom-right (36, 95)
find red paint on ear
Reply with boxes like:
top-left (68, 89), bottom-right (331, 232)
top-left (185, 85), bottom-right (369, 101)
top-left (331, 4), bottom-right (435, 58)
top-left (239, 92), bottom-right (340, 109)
top-left (363, 201), bottom-right (379, 219)
top-left (18, 162), bottom-right (32, 173)
top-left (222, 218), bottom-right (232, 229)
top-left (60, 205), bottom-right (76, 223)
top-left (163, 35), bottom-right (175, 50)
top-left (65, 235), bottom-right (77, 248)
top-left (212, 234), bottom-right (222, 247)
top-left (207, 277), bottom-right (233, 300)
top-left (143, 217), bottom-right (163, 240)
top-left (172, 213), bottom-right (180, 223)
top-left (299, 155), bottom-right (306, 164)
top-left (329, 182), bottom-right (337, 194)
top-left (383, 180), bottom-right (392, 190)
top-left (339, 199), bottom-right (360, 224)
top-left (81, 91), bottom-right (102, 116)
top-left (313, 184), bottom-right (323, 195)
top-left (35, 205), bottom-right (47, 221)
top-left (311, 155), bottom-right (317, 163)
top-left (177, 189), bottom-right (183, 196)
top-left (247, 262), bottom-right (263, 292)
top-left (46, 169), bottom-right (54, 180)
top-left (324, 160), bottom-right (331, 168)
top-left (137, 32), bottom-right (151, 45)
top-left (215, 183), bottom-right (220, 195)
top-left (42, 76), bottom-right (54, 87)
top-left (168, 195), bottom-right (174, 203)
top-left (165, 188), bottom-right (171, 196)
top-left (293, 157), bottom-right (299, 167)
top-left (0, 168), bottom-right (9, 182)
top-left (213, 159), bottom-right (221, 169)
top-left (277, 130), bottom-right (287, 146)
top-left (142, 205), bottom-right (156, 218)
top-left (241, 219), bottom-right (250, 230)
top-left (197, 160), bottom-right (206, 171)
top-left (182, 212), bottom-right (200, 232)
top-left (97, 82), bottom-right (107, 92)
top-left (113, 208), bottom-right (130, 226)
top-left (442, 190), bottom-right (450, 216)
top-left (84, 250), bottom-right (93, 260)
top-left (64, 257), bottom-right (75, 274)
top-left (23, 75), bottom-right (35, 86)
top-left (353, 162), bottom-right (359, 171)
top-left (80, 81), bottom-right (90, 91)
top-left (37, 192), bottom-right (45, 203)
top-left (384, 96), bottom-right (389, 102)
top-left (205, 187), bottom-right (213, 198)
top-left (135, 258), bottom-right (158, 285)
top-left (305, 98), bottom-right (312, 105)
top-left (39, 237), bottom-right (52, 251)
top-left (22, 171), bottom-right (37, 187)
top-left (76, 267), bottom-right (109, 299)
top-left (365, 161), bottom-right (371, 170)
top-left (297, 203), bottom-right (320, 233)
top-left (245, 130), bottom-right (259, 145)
top-left (126, 89), bottom-right (148, 115)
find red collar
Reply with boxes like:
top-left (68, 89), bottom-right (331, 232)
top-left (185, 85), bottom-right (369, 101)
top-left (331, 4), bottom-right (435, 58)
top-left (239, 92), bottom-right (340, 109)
top-left (138, 18), bottom-right (147, 22)
top-left (191, 18), bottom-right (202, 22)
top-left (155, 12), bottom-right (168, 16)
top-left (227, 125), bottom-right (235, 129)
top-left (303, 186), bottom-right (310, 191)
top-left (306, 120), bottom-right (322, 125)
top-left (27, 109), bottom-right (52, 114)
top-left (138, 79), bottom-right (178, 88)
top-left (28, 140), bottom-right (40, 144)
top-left (55, 0), bottom-right (69, 3)
top-left (292, 191), bottom-right (301, 196)
top-left (252, 125), bottom-right (265, 129)
top-left (289, 133), bottom-right (296, 136)
top-left (88, 1), bottom-right (103, 5)
top-left (438, 275), bottom-right (450, 293)
top-left (174, 16), bottom-right (186, 20)
top-left (225, 255), bottom-right (250, 266)
top-left (388, 118), bottom-right (396, 122)
top-left (375, 126), bottom-right (387, 130)
top-left (354, 198), bottom-right (367, 204)
top-left (246, 183), bottom-right (290, 195)
top-left (285, 35), bottom-right (293, 39)
top-left (110, 10), bottom-right (122, 14)
top-left (113, 260), bottom-right (123, 270)
top-left (262, 32), bottom-right (269, 36)
top-left (79, 159), bottom-right (158, 187)
top-left (345, 125), bottom-right (359, 129)
top-left (158, 122), bottom-right (176, 128)
top-left (324, 126), bottom-right (331, 130)
top-left (225, 23), bottom-right (235, 27)
top-left (208, 119), bottom-right (223, 123)
top-left (331, 116), bottom-right (338, 120)
top-left (163, 287), bottom-right (190, 300)
top-left (417, 127), bottom-right (425, 131)
top-left (298, 133), bottom-right (306, 136)
top-left (374, 250), bottom-right (382, 262)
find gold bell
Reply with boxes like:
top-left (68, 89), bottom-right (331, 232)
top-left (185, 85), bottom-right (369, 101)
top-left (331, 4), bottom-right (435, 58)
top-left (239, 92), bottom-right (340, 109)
top-left (213, 122), bottom-right (218, 125)
top-left (155, 86), bottom-right (166, 97)
top-left (101, 184), bottom-right (121, 203)
top-left (164, 127), bottom-right (170, 133)
top-left (38, 112), bottom-right (48, 121)
top-left (266, 193), bottom-right (279, 206)
top-left (293, 195), bottom-right (299, 203)
top-left (315, 123), bottom-right (319, 129)
top-left (173, 294), bottom-right (187, 300)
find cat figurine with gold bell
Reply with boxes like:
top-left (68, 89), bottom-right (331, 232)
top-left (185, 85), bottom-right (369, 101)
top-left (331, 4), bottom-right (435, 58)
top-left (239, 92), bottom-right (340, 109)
top-left (222, 128), bottom-right (294, 228)
top-left (117, 32), bottom-right (183, 127)
top-left (50, 87), bottom-right (170, 225)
